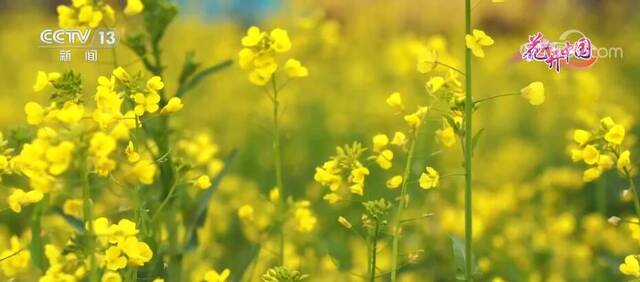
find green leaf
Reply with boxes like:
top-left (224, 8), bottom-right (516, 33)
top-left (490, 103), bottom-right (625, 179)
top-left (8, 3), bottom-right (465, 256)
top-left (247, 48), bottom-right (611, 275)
top-left (30, 199), bottom-right (47, 272)
top-left (471, 128), bottom-right (485, 156)
top-left (52, 207), bottom-right (84, 232)
top-left (178, 51), bottom-right (201, 85)
top-left (183, 149), bottom-right (238, 251)
top-left (176, 59), bottom-right (233, 98)
top-left (443, 114), bottom-right (462, 135)
top-left (449, 235), bottom-right (478, 281)
top-left (142, 0), bottom-right (179, 44)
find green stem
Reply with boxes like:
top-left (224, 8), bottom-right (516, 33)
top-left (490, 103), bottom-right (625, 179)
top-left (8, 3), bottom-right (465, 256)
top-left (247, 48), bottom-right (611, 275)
top-left (370, 222), bottom-right (380, 282)
top-left (464, 0), bottom-right (474, 280)
top-left (82, 159), bottom-right (98, 282)
top-left (29, 197), bottom-right (46, 272)
top-left (271, 75), bottom-right (286, 266)
top-left (625, 170), bottom-right (640, 218)
top-left (472, 92), bottom-right (520, 105)
top-left (390, 129), bottom-right (420, 282)
top-left (151, 180), bottom-right (179, 223)
top-left (596, 178), bottom-right (607, 216)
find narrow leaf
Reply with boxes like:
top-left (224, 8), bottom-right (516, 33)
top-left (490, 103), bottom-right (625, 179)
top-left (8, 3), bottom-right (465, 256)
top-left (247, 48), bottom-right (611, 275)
top-left (183, 149), bottom-right (238, 251)
top-left (449, 235), bottom-right (478, 281)
top-left (176, 59), bottom-right (233, 98)
top-left (471, 128), bottom-right (485, 156)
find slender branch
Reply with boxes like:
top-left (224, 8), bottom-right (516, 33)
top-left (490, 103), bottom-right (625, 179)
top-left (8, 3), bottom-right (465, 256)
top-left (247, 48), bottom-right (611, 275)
top-left (473, 92), bottom-right (520, 105)
top-left (271, 75), bottom-right (286, 266)
top-left (436, 61), bottom-right (466, 76)
top-left (463, 0), bottom-right (474, 280)
top-left (391, 123), bottom-right (421, 282)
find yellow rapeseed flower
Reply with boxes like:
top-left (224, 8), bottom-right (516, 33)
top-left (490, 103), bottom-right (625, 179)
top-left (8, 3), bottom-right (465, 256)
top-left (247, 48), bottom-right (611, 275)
top-left (419, 166), bottom-right (439, 189)
top-left (124, 0), bottom-right (144, 16)
top-left (386, 175), bottom-right (403, 189)
top-left (386, 92), bottom-right (404, 111)
top-left (161, 97), bottom-right (184, 114)
top-left (465, 29), bottom-right (494, 58)
top-left (204, 268), bottom-right (231, 282)
top-left (284, 59), bottom-right (309, 78)
top-left (620, 255), bottom-right (640, 277)
top-left (604, 124), bottom-right (625, 145)
top-left (520, 81), bottom-right (545, 106)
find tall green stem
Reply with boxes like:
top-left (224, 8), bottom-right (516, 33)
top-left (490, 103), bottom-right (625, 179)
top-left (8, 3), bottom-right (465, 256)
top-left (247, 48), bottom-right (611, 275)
top-left (271, 76), bottom-right (286, 265)
top-left (390, 129), bottom-right (420, 282)
top-left (463, 0), bottom-right (474, 281)
top-left (625, 170), bottom-right (640, 218)
top-left (82, 158), bottom-right (98, 282)
top-left (369, 222), bottom-right (380, 282)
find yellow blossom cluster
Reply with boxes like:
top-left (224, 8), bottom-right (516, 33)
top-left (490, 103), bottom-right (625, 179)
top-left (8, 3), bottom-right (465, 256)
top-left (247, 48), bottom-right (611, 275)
top-left (56, 0), bottom-right (143, 29)
top-left (570, 117), bottom-right (631, 182)
top-left (238, 26), bottom-right (308, 85)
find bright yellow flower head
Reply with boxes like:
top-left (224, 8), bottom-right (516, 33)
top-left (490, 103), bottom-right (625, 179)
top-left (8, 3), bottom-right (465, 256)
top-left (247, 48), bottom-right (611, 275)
top-left (102, 271), bottom-right (123, 282)
top-left (391, 132), bottom-right (407, 147)
top-left (419, 166), bottom-right (439, 189)
top-left (620, 255), bottom-right (640, 277)
top-left (133, 92), bottom-right (161, 116)
top-left (376, 149), bottom-right (394, 170)
top-left (8, 188), bottom-right (43, 213)
top-left (241, 26), bottom-right (264, 47)
top-left (146, 76), bottom-right (165, 92)
top-left (521, 81), bottom-right (545, 106)
top-left (124, 0), bottom-right (144, 16)
top-left (465, 29), bottom-right (494, 58)
top-left (56, 101), bottom-right (85, 124)
top-left (573, 129), bottom-right (592, 146)
top-left (372, 134), bottom-right (389, 152)
top-left (194, 175), bottom-right (211, 189)
top-left (33, 71), bottom-right (61, 92)
top-left (425, 76), bottom-right (445, 93)
top-left (604, 124), bottom-right (625, 145)
top-left (436, 124), bottom-right (456, 148)
top-left (62, 198), bottom-right (83, 218)
top-left (598, 154), bottom-right (614, 171)
top-left (293, 204), bottom-right (317, 233)
top-left (284, 59), bottom-right (308, 78)
top-left (118, 236), bottom-right (153, 266)
top-left (204, 268), bottom-right (231, 282)
top-left (104, 246), bottom-right (127, 271)
top-left (404, 113), bottom-right (421, 130)
top-left (323, 193), bottom-right (342, 204)
top-left (386, 92), bottom-right (404, 111)
top-left (25, 102), bottom-right (45, 125)
top-left (161, 97), bottom-right (184, 114)
top-left (582, 145), bottom-right (600, 165)
top-left (618, 150), bottom-right (632, 171)
top-left (127, 159), bottom-right (156, 185)
top-left (125, 141), bottom-right (141, 163)
top-left (386, 175), bottom-right (403, 189)
top-left (270, 28), bottom-right (292, 53)
top-left (583, 167), bottom-right (602, 182)
top-left (237, 205), bottom-right (255, 221)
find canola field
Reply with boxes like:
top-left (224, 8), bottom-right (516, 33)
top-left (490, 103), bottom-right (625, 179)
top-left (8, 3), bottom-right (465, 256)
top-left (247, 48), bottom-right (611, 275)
top-left (0, 0), bottom-right (638, 281)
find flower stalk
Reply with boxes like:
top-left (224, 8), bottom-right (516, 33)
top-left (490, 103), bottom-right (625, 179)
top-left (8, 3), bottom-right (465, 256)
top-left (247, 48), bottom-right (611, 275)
top-left (390, 126), bottom-right (421, 282)
top-left (271, 75), bottom-right (286, 266)
top-left (464, 0), bottom-right (474, 280)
